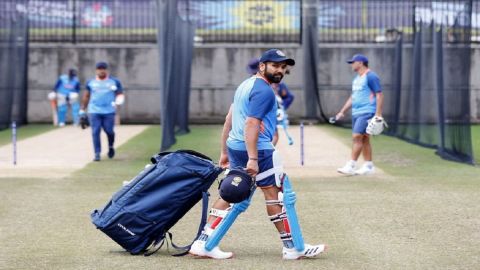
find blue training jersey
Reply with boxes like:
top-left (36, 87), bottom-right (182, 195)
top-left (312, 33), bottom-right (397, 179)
top-left (54, 75), bottom-right (80, 96)
top-left (227, 76), bottom-right (277, 151)
top-left (351, 70), bottom-right (382, 117)
top-left (86, 76), bottom-right (123, 114)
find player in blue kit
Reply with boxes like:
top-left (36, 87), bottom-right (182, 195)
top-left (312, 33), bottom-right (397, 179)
top-left (50, 69), bottom-right (81, 126)
top-left (335, 54), bottom-right (384, 175)
top-left (80, 62), bottom-right (125, 162)
top-left (189, 49), bottom-right (326, 260)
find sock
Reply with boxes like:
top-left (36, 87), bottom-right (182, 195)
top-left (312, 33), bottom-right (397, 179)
top-left (280, 231), bottom-right (295, 249)
top-left (364, 161), bottom-right (373, 168)
top-left (348, 160), bottom-right (357, 167)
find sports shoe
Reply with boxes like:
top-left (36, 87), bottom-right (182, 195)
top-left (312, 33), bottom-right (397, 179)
top-left (93, 153), bottom-right (100, 162)
top-left (355, 163), bottom-right (375, 175)
top-left (283, 243), bottom-right (327, 260)
top-left (189, 240), bottom-right (233, 259)
top-left (108, 147), bottom-right (115, 159)
top-left (337, 162), bottom-right (356, 175)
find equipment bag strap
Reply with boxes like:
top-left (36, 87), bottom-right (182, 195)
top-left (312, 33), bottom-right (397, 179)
top-left (144, 191), bottom-right (210, 257)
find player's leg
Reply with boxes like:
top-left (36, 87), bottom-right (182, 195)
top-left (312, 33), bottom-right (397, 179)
top-left (102, 113), bottom-right (116, 158)
top-left (355, 113), bottom-right (375, 175)
top-left (69, 92), bottom-right (80, 126)
top-left (356, 134), bottom-right (375, 175)
top-left (338, 113), bottom-right (371, 175)
top-left (90, 113), bottom-right (102, 161)
top-left (190, 147), bottom-right (248, 259)
top-left (56, 93), bottom-right (68, 126)
top-left (258, 150), bottom-right (326, 259)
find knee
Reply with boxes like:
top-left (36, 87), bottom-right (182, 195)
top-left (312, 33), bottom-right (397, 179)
top-left (352, 134), bottom-right (364, 143)
top-left (261, 186), bottom-right (281, 200)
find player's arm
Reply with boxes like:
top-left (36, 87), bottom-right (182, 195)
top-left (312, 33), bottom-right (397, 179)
top-left (245, 116), bottom-right (261, 176)
top-left (280, 83), bottom-right (294, 110)
top-left (113, 78), bottom-right (125, 105)
top-left (375, 92), bottom-right (384, 117)
top-left (336, 96), bottom-right (352, 120)
top-left (244, 85), bottom-right (275, 176)
top-left (80, 82), bottom-right (91, 111)
top-left (368, 72), bottom-right (383, 117)
top-left (53, 79), bottom-right (61, 92)
top-left (219, 104), bottom-right (233, 168)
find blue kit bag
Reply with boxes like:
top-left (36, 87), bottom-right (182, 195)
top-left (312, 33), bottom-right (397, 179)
top-left (91, 150), bottom-right (223, 255)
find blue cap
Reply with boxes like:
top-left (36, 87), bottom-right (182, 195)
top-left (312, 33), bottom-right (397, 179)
top-left (219, 169), bottom-right (254, 203)
top-left (95, 61), bottom-right (108, 69)
top-left (259, 49), bottom-right (295, 66)
top-left (246, 58), bottom-right (260, 74)
top-left (347, 54), bottom-right (368, 64)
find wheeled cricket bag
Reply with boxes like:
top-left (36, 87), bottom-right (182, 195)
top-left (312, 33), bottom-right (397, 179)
top-left (91, 150), bottom-right (223, 255)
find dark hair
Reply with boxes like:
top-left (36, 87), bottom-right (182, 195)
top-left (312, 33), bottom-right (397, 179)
top-left (363, 62), bottom-right (369, 67)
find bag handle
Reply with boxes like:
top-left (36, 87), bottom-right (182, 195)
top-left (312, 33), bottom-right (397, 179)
top-left (150, 149), bottom-right (213, 164)
top-left (144, 191), bottom-right (210, 256)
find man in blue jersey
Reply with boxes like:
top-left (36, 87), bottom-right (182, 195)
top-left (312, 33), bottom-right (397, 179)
top-left (50, 69), bottom-right (81, 126)
top-left (335, 54), bottom-right (384, 175)
top-left (246, 58), bottom-right (295, 145)
top-left (80, 62), bottom-right (125, 162)
top-left (189, 49), bottom-right (326, 260)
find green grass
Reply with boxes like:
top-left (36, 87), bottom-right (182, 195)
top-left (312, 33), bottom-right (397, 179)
top-left (1, 124), bottom-right (479, 270)
top-left (0, 124), bottom-right (55, 147)
top-left (472, 125), bottom-right (480, 162)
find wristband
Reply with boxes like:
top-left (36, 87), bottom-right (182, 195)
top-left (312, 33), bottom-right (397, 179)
top-left (249, 157), bottom-right (258, 161)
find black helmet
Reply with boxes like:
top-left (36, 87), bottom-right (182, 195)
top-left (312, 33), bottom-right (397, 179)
top-left (219, 169), bottom-right (255, 203)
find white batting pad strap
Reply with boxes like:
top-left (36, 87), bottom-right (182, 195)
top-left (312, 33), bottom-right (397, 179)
top-left (280, 232), bottom-right (292, 241)
top-left (256, 167), bottom-right (276, 181)
top-left (269, 211), bottom-right (287, 223)
top-left (209, 208), bottom-right (229, 218)
top-left (265, 200), bottom-right (283, 206)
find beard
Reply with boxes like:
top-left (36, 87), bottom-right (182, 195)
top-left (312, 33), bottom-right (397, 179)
top-left (264, 66), bottom-right (284, 83)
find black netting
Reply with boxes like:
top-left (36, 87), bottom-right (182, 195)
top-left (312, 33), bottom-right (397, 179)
top-left (157, 0), bottom-right (195, 151)
top-left (313, 0), bottom-right (474, 164)
top-left (0, 1), bottom-right (29, 130)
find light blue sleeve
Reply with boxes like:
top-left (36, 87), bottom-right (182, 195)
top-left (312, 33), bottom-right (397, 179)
top-left (367, 72), bottom-right (382, 93)
top-left (247, 83), bottom-right (275, 120)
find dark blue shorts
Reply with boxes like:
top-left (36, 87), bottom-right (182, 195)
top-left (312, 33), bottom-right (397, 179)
top-left (227, 147), bottom-right (276, 187)
top-left (352, 113), bottom-right (375, 134)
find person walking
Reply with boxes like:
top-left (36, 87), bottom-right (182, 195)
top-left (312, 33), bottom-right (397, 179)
top-left (80, 62), bottom-right (125, 162)
top-left (335, 54), bottom-right (384, 175)
top-left (51, 68), bottom-right (81, 126)
top-left (189, 49), bottom-right (326, 260)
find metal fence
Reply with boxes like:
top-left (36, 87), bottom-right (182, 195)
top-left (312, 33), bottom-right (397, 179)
top-left (0, 0), bottom-right (477, 43)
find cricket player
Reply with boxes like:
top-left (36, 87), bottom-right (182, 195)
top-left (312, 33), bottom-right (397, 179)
top-left (189, 49), bottom-right (326, 259)
top-left (335, 54), bottom-right (384, 175)
top-left (80, 62), bottom-right (124, 162)
top-left (50, 69), bottom-right (81, 126)
top-left (247, 58), bottom-right (295, 146)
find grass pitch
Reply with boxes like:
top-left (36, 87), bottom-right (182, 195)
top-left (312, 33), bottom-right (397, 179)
top-left (0, 125), bottom-right (479, 270)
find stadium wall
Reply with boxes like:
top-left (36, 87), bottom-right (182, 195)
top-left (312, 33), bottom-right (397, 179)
top-left (27, 43), bottom-right (480, 123)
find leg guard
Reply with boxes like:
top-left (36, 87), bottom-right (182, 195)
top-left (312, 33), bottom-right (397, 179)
top-left (69, 92), bottom-right (80, 125)
top-left (205, 190), bottom-right (255, 251)
top-left (282, 175), bottom-right (305, 251)
top-left (56, 93), bottom-right (68, 125)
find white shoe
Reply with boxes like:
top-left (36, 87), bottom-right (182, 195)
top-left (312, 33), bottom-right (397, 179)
top-left (355, 164), bottom-right (375, 175)
top-left (189, 240), bottom-right (233, 259)
top-left (283, 243), bottom-right (327, 260)
top-left (337, 162), bottom-right (356, 175)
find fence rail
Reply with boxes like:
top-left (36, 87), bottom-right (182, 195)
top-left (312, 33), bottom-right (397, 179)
top-left (0, 0), bottom-right (477, 43)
